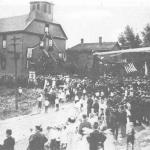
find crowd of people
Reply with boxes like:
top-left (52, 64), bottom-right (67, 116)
top-left (1, 74), bottom-right (150, 150)
top-left (35, 75), bottom-right (150, 126)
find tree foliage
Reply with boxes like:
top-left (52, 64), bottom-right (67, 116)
top-left (142, 24), bottom-right (150, 47)
top-left (118, 25), bottom-right (142, 49)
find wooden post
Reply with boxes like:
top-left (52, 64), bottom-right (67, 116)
top-left (11, 36), bottom-right (21, 110)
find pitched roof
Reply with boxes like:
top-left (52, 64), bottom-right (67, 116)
top-left (0, 15), bottom-right (29, 33)
top-left (69, 42), bottom-right (120, 52)
top-left (0, 12), bottom-right (67, 39)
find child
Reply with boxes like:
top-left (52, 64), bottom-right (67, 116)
top-left (55, 96), bottom-right (60, 111)
top-left (3, 129), bottom-right (15, 150)
top-left (89, 108), bottom-right (98, 126)
top-left (37, 94), bottom-right (43, 113)
top-left (126, 122), bottom-right (135, 150)
top-left (60, 126), bottom-right (67, 150)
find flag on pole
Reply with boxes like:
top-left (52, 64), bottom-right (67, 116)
top-left (144, 62), bottom-right (148, 76)
top-left (124, 63), bottom-right (137, 74)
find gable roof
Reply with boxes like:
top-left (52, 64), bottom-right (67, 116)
top-left (0, 15), bottom-right (29, 33)
top-left (0, 13), bottom-right (67, 40)
top-left (68, 42), bottom-right (120, 52)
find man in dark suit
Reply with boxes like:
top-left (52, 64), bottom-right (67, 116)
top-left (79, 114), bottom-right (92, 136)
top-left (87, 95), bottom-right (93, 117)
top-left (28, 126), bottom-right (48, 150)
top-left (93, 100), bottom-right (99, 115)
top-left (3, 129), bottom-right (15, 150)
top-left (87, 122), bottom-right (106, 150)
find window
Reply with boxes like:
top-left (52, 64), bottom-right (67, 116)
top-left (1, 55), bottom-right (6, 70)
top-left (48, 39), bottom-right (53, 51)
top-left (44, 4), bottom-right (47, 13)
top-left (44, 24), bottom-right (49, 34)
top-left (2, 35), bottom-right (6, 49)
top-left (49, 5), bottom-right (51, 14)
top-left (37, 4), bottom-right (40, 10)
top-left (63, 53), bottom-right (67, 61)
top-left (27, 48), bottom-right (33, 58)
top-left (32, 4), bottom-right (36, 11)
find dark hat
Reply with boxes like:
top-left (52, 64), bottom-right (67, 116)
top-left (35, 125), bottom-right (42, 131)
top-left (6, 129), bottom-right (12, 135)
top-left (82, 114), bottom-right (87, 119)
top-left (68, 116), bottom-right (76, 123)
top-left (93, 122), bottom-right (99, 129)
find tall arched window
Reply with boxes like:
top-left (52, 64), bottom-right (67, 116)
top-left (44, 24), bottom-right (49, 34)
top-left (2, 34), bottom-right (6, 49)
top-left (44, 4), bottom-right (47, 13)
top-left (32, 4), bottom-right (36, 11)
top-left (48, 5), bottom-right (51, 14)
top-left (37, 4), bottom-right (40, 10)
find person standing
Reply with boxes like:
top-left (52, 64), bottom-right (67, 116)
top-left (110, 108), bottom-right (120, 140)
top-left (66, 117), bottom-right (77, 150)
top-left (87, 122), bottom-right (106, 150)
top-left (105, 106), bottom-right (111, 128)
top-left (119, 106), bottom-right (127, 138)
top-left (89, 108), bottom-right (98, 126)
top-left (79, 95), bottom-right (84, 112)
top-left (37, 94), bottom-right (43, 113)
top-left (87, 95), bottom-right (93, 117)
top-left (44, 99), bottom-right (50, 113)
top-left (93, 99), bottom-right (99, 116)
top-left (27, 126), bottom-right (48, 150)
top-left (51, 91), bottom-right (56, 108)
top-left (55, 96), bottom-right (60, 111)
top-left (79, 114), bottom-right (92, 136)
top-left (3, 129), bottom-right (15, 150)
top-left (126, 122), bottom-right (135, 150)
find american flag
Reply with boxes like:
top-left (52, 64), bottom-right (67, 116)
top-left (124, 63), bottom-right (137, 73)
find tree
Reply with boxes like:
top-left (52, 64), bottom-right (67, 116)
top-left (118, 33), bottom-right (126, 47)
top-left (118, 25), bottom-right (142, 49)
top-left (135, 34), bottom-right (142, 48)
top-left (142, 24), bottom-right (150, 47)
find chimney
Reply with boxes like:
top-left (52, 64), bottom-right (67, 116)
top-left (99, 36), bottom-right (102, 45)
top-left (81, 38), bottom-right (84, 44)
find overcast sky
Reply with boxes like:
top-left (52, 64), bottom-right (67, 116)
top-left (0, 0), bottom-right (150, 48)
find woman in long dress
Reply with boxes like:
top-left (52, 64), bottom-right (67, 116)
top-left (104, 129), bottom-right (117, 150)
top-left (66, 117), bottom-right (78, 150)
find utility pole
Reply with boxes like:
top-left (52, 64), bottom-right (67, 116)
top-left (11, 36), bottom-right (21, 110)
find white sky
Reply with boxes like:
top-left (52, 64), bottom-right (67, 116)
top-left (0, 0), bottom-right (150, 48)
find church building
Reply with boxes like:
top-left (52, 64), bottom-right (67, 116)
top-left (0, 1), bottom-right (67, 79)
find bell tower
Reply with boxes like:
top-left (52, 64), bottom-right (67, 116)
top-left (29, 1), bottom-right (54, 22)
